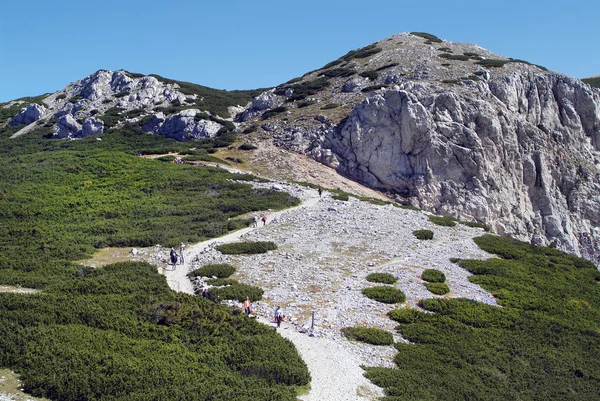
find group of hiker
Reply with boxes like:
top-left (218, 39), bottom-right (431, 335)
top-left (169, 244), bottom-right (185, 265)
top-left (251, 214), bottom-right (268, 227)
top-left (242, 298), bottom-right (285, 329)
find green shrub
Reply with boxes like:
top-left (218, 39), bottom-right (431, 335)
top-left (56, 94), bottom-right (67, 100)
top-left (275, 77), bottom-right (330, 101)
top-left (359, 70), bottom-right (379, 80)
top-left (297, 100), bottom-right (315, 108)
top-left (320, 103), bottom-right (339, 110)
top-left (460, 221), bottom-right (490, 231)
top-left (428, 215), bottom-right (457, 227)
top-left (215, 241), bottom-right (277, 255)
top-left (341, 326), bottom-right (394, 345)
top-left (422, 269), bottom-right (446, 283)
top-left (411, 32), bottom-right (442, 43)
top-left (375, 63), bottom-right (399, 71)
top-left (387, 308), bottom-right (426, 324)
top-left (426, 282), bottom-right (450, 295)
top-left (413, 229), bottom-right (434, 240)
top-left (238, 143), bottom-right (257, 151)
top-left (366, 273), bottom-right (397, 285)
top-left (475, 59), bottom-right (508, 68)
top-left (438, 53), bottom-right (470, 61)
top-left (210, 282), bottom-right (264, 302)
top-left (340, 43), bottom-right (382, 61)
top-left (582, 77), bottom-right (600, 89)
top-left (261, 106), bottom-right (287, 120)
top-left (361, 85), bottom-right (388, 93)
top-left (206, 278), bottom-right (238, 286)
top-left (187, 264), bottom-right (236, 279)
top-left (442, 79), bottom-right (460, 84)
top-left (362, 286), bottom-right (406, 304)
top-left (319, 68), bottom-right (355, 78)
top-left (332, 194), bottom-right (349, 201)
top-left (438, 47), bottom-right (453, 53)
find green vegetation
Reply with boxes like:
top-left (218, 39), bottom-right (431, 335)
top-left (261, 106), bottom-right (288, 120)
top-left (332, 193), bottom-right (349, 201)
top-left (340, 43), bottom-right (382, 61)
top-left (376, 62), bottom-right (399, 71)
top-left (425, 282), bottom-right (450, 295)
top-left (475, 59), bottom-right (508, 68)
top-left (341, 327), bottom-right (394, 346)
top-left (216, 241), bottom-right (278, 255)
top-left (238, 143), bottom-right (258, 151)
top-left (438, 53), bottom-right (471, 61)
top-left (361, 85), bottom-right (388, 93)
top-left (428, 215), bottom-right (457, 227)
top-left (148, 74), bottom-right (266, 118)
top-left (188, 264), bottom-right (236, 279)
top-left (582, 77), bottom-right (600, 89)
top-left (0, 126), bottom-right (309, 399)
top-left (421, 269), bottom-right (446, 283)
top-left (319, 67), bottom-right (355, 78)
top-left (362, 286), bottom-right (406, 304)
top-left (320, 103), bottom-right (339, 110)
top-left (297, 100), bottom-right (315, 108)
top-left (210, 282), bottom-right (264, 303)
top-left (364, 235), bottom-right (600, 399)
top-left (366, 273), bottom-right (397, 285)
top-left (438, 47), bottom-right (453, 53)
top-left (460, 220), bottom-right (490, 231)
top-left (413, 229), bottom-right (434, 240)
top-left (387, 308), bottom-right (427, 324)
top-left (275, 77), bottom-right (330, 102)
top-left (411, 32), bottom-right (443, 43)
top-left (206, 277), bottom-right (239, 286)
top-left (359, 70), bottom-right (379, 80)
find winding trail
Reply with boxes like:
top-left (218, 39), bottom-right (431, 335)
top-left (159, 187), bottom-right (383, 401)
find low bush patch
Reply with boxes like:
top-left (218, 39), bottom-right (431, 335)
top-left (341, 326), bottom-right (394, 346)
top-left (460, 221), bottom-right (490, 231)
top-left (366, 273), bottom-right (397, 285)
top-left (413, 229), bottom-right (434, 240)
top-left (238, 143), bottom-right (257, 151)
top-left (216, 241), bottom-right (277, 255)
top-left (210, 282), bottom-right (264, 302)
top-left (387, 308), bottom-right (427, 324)
top-left (428, 215), bottom-right (457, 227)
top-left (362, 286), bottom-right (406, 304)
top-left (359, 70), bottom-right (379, 80)
top-left (426, 282), bottom-right (450, 295)
top-left (422, 269), bottom-right (446, 283)
top-left (187, 264), bottom-right (236, 279)
top-left (332, 194), bottom-right (349, 201)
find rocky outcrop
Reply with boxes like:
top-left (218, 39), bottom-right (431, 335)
top-left (149, 109), bottom-right (222, 141)
top-left (56, 114), bottom-right (81, 138)
top-left (323, 75), bottom-right (600, 264)
top-left (9, 104), bottom-right (46, 126)
top-left (237, 90), bottom-right (280, 121)
top-left (79, 117), bottom-right (104, 137)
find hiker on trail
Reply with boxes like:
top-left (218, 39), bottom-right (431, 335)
top-left (179, 243), bottom-right (185, 264)
top-left (169, 248), bottom-right (178, 265)
top-left (274, 306), bottom-right (284, 328)
top-left (262, 215), bottom-right (267, 226)
top-left (318, 187), bottom-right (322, 197)
top-left (251, 215), bottom-right (258, 227)
top-left (243, 297), bottom-right (251, 316)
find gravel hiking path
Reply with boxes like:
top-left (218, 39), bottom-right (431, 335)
top-left (160, 186), bottom-right (385, 401)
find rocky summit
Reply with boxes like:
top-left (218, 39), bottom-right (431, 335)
top-left (2, 32), bottom-right (599, 265)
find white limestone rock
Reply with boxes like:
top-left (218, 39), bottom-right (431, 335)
top-left (9, 104), bottom-right (46, 126)
top-left (56, 114), bottom-right (81, 138)
top-left (78, 117), bottom-right (104, 137)
top-left (157, 109), bottom-right (222, 141)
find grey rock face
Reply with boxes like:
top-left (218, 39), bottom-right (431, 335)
top-left (238, 90), bottom-right (280, 121)
top-left (9, 104), bottom-right (46, 126)
top-left (156, 109), bottom-right (222, 141)
top-left (324, 75), bottom-right (600, 264)
top-left (56, 114), bottom-right (82, 138)
top-left (79, 117), bottom-right (104, 137)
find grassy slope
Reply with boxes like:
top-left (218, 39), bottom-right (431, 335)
top-left (582, 77), bottom-right (600, 89)
top-left (365, 235), bottom-right (600, 400)
top-left (0, 128), bottom-right (308, 400)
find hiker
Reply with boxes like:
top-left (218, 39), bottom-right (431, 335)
top-left (251, 215), bottom-right (258, 227)
top-left (169, 247), bottom-right (178, 265)
top-left (179, 243), bottom-right (185, 264)
top-left (274, 306), bottom-right (284, 328)
top-left (243, 297), bottom-right (251, 316)
top-left (262, 215), bottom-right (267, 226)
top-left (318, 187), bottom-right (322, 197)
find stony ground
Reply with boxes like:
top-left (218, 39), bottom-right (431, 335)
top-left (128, 180), bottom-right (497, 401)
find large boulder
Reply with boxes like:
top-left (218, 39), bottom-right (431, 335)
top-left (78, 117), bottom-right (104, 137)
top-left (56, 114), bottom-right (81, 138)
top-left (156, 109), bottom-right (222, 141)
top-left (9, 104), bottom-right (46, 126)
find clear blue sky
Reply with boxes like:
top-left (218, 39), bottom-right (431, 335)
top-left (1, 0), bottom-right (598, 102)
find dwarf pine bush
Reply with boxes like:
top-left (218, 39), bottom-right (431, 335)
top-left (366, 273), bottom-right (397, 284)
top-left (422, 269), bottom-right (446, 283)
top-left (342, 326), bottom-right (394, 345)
top-left (216, 241), bottom-right (277, 255)
top-left (362, 286), bottom-right (406, 304)
top-left (413, 229), bottom-right (434, 240)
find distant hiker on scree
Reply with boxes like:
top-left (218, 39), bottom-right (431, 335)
top-left (274, 306), bottom-right (284, 328)
top-left (243, 297), bottom-right (251, 316)
top-left (252, 215), bottom-right (258, 227)
top-left (262, 215), bottom-right (267, 225)
top-left (179, 243), bottom-right (185, 264)
top-left (169, 248), bottom-right (178, 265)
top-left (318, 187), bottom-right (322, 197)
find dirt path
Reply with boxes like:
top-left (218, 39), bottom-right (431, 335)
top-left (159, 187), bottom-right (383, 401)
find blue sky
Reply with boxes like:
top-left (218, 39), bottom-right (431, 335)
top-left (1, 0), bottom-right (598, 102)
